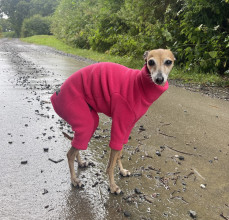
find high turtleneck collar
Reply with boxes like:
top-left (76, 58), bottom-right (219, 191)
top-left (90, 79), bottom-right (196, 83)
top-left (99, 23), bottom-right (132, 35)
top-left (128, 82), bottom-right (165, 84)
top-left (137, 64), bottom-right (169, 104)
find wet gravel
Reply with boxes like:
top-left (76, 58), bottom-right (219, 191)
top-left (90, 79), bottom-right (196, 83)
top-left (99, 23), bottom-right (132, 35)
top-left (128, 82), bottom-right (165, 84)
top-left (1, 38), bottom-right (229, 220)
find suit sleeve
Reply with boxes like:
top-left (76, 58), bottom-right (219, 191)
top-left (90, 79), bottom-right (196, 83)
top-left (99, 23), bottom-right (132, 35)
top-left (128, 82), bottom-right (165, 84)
top-left (109, 93), bottom-right (136, 150)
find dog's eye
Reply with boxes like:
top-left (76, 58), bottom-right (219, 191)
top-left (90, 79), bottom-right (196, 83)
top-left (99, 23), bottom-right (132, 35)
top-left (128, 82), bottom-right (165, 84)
top-left (165, 60), bottom-right (172, 65)
top-left (148, 60), bottom-right (155, 66)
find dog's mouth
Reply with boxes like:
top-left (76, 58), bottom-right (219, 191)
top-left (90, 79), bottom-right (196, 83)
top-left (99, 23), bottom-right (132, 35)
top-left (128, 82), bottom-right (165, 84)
top-left (151, 73), bottom-right (166, 86)
top-left (146, 66), bottom-right (166, 86)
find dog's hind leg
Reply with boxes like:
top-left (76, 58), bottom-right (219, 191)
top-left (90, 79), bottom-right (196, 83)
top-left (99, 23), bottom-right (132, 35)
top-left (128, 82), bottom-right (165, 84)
top-left (67, 146), bottom-right (83, 187)
top-left (117, 150), bottom-right (131, 177)
top-left (106, 149), bottom-right (122, 194)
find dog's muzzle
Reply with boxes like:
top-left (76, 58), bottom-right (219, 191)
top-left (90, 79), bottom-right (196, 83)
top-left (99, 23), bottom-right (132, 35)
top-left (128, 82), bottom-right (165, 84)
top-left (155, 73), bottom-right (164, 85)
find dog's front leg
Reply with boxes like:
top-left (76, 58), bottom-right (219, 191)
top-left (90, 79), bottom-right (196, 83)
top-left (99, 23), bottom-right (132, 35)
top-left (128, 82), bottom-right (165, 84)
top-left (117, 150), bottom-right (131, 177)
top-left (67, 147), bottom-right (83, 187)
top-left (76, 152), bottom-right (89, 168)
top-left (106, 149), bottom-right (122, 194)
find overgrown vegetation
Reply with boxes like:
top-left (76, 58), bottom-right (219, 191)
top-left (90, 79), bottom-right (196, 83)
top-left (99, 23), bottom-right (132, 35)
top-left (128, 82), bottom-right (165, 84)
top-left (1, 0), bottom-right (229, 80)
top-left (0, 0), bottom-right (59, 37)
top-left (22, 35), bottom-right (229, 87)
top-left (21, 15), bottom-right (51, 37)
top-left (51, 0), bottom-right (229, 76)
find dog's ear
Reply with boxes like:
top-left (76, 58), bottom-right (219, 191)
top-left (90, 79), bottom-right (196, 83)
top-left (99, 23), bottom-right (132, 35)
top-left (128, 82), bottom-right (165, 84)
top-left (143, 51), bottom-right (149, 62)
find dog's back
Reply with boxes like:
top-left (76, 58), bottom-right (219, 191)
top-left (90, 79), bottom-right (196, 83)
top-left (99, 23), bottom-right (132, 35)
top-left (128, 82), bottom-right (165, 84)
top-left (56, 62), bottom-right (140, 116)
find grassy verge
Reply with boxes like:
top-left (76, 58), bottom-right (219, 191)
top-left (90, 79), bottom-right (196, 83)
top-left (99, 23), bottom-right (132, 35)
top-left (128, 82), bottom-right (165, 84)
top-left (21, 35), bottom-right (143, 69)
top-left (21, 35), bottom-right (228, 87)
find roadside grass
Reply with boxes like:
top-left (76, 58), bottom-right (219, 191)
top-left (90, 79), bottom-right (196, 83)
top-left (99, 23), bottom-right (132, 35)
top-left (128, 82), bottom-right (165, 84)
top-left (21, 35), bottom-right (229, 87)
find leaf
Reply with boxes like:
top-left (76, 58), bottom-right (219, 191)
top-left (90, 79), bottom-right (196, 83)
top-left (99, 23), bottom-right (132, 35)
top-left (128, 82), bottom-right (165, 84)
top-left (215, 59), bottom-right (220, 66)
top-left (209, 51), bottom-right (217, 58)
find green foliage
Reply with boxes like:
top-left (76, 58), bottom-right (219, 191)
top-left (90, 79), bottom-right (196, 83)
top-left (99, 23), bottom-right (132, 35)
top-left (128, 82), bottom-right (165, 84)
top-left (2, 31), bottom-right (16, 38)
top-left (22, 35), bottom-right (229, 86)
top-left (51, 0), bottom-right (229, 75)
top-left (21, 15), bottom-right (51, 37)
top-left (173, 0), bottom-right (229, 74)
top-left (0, 18), bottom-right (13, 32)
top-left (0, 0), bottom-right (59, 37)
top-left (2, 0), bottom-right (228, 75)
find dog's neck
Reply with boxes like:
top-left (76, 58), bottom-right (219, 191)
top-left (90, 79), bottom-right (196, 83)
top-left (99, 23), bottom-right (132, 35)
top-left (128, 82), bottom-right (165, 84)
top-left (136, 65), bottom-right (169, 104)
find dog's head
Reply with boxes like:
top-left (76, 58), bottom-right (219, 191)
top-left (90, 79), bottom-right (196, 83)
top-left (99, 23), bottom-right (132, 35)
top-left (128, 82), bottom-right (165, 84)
top-left (143, 49), bottom-right (175, 85)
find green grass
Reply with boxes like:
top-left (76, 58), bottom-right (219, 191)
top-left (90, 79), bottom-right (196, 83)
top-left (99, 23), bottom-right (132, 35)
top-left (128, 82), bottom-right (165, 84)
top-left (21, 35), bottom-right (143, 69)
top-left (170, 67), bottom-right (229, 87)
top-left (21, 35), bottom-right (229, 87)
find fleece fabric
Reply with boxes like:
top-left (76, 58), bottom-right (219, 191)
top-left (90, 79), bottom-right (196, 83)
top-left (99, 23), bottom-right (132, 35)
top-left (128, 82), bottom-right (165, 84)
top-left (51, 62), bottom-right (169, 150)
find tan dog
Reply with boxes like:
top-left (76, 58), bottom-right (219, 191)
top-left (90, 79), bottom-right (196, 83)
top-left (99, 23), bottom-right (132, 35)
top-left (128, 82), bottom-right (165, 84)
top-left (60, 49), bottom-right (175, 194)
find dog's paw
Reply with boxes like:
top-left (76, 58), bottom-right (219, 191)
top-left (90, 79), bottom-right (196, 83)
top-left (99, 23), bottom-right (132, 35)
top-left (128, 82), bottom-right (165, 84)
top-left (120, 169), bottom-right (131, 177)
top-left (78, 161), bottom-right (89, 168)
top-left (71, 177), bottom-right (84, 188)
top-left (109, 184), bottom-right (123, 195)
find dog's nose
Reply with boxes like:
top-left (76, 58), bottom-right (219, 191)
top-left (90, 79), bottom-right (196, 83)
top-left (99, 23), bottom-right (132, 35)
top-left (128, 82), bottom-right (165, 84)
top-left (155, 76), bottom-right (164, 85)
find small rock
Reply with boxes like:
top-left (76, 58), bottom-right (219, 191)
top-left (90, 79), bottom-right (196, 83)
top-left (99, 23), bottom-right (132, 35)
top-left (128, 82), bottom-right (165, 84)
top-left (144, 195), bottom-right (154, 203)
top-left (21, 160), bottom-right (28, 165)
top-left (134, 188), bottom-right (142, 194)
top-left (200, 184), bottom-right (206, 189)
top-left (189, 210), bottom-right (197, 218)
top-left (92, 182), bottom-right (99, 188)
top-left (8, 141), bottom-right (13, 144)
top-left (88, 161), bottom-right (96, 167)
top-left (44, 205), bottom-right (49, 209)
top-left (94, 134), bottom-right (101, 139)
top-left (124, 211), bottom-right (131, 217)
top-left (152, 193), bottom-right (159, 198)
top-left (43, 148), bottom-right (49, 152)
top-left (156, 151), bottom-right (161, 156)
top-left (42, 189), bottom-right (48, 195)
top-left (214, 157), bottom-right (218, 160)
top-left (25, 124), bottom-right (28, 127)
top-left (179, 156), bottom-right (184, 160)
top-left (139, 125), bottom-right (146, 132)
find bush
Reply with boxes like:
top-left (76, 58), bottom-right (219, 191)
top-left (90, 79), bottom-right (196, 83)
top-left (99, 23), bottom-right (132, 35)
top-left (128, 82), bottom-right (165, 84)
top-left (2, 31), bottom-right (17, 38)
top-left (21, 15), bottom-right (52, 37)
top-left (51, 0), bottom-right (229, 75)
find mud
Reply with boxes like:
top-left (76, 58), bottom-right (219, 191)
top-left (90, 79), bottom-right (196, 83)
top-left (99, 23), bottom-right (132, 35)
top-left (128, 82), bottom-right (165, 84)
top-left (0, 38), bottom-right (229, 220)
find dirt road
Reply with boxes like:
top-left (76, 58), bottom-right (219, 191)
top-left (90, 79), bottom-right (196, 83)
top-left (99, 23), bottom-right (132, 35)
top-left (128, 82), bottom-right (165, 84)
top-left (0, 38), bottom-right (229, 220)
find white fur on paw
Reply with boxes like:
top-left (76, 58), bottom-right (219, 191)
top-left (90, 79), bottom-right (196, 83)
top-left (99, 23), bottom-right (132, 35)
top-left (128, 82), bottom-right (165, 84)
top-left (110, 184), bottom-right (122, 194)
top-left (78, 161), bottom-right (89, 168)
top-left (71, 177), bottom-right (83, 187)
top-left (120, 169), bottom-right (131, 177)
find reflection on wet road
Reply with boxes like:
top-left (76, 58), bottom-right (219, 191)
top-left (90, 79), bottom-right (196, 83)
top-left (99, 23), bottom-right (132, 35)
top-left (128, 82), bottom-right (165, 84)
top-left (0, 38), bottom-right (229, 220)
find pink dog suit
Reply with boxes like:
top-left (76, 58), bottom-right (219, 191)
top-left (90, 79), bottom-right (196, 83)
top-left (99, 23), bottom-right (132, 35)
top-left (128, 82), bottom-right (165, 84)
top-left (51, 62), bottom-right (168, 151)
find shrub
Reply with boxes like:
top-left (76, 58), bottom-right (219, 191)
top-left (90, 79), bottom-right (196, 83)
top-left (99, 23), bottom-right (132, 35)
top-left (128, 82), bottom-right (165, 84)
top-left (2, 31), bottom-right (17, 38)
top-left (21, 15), bottom-right (52, 37)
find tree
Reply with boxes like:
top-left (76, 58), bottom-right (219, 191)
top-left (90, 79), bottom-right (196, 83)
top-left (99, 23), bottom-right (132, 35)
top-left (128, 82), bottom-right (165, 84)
top-left (0, 0), bottom-right (30, 36)
top-left (0, 0), bottom-right (60, 37)
top-left (0, 18), bottom-right (13, 32)
top-left (30, 0), bottom-right (60, 17)
top-left (21, 14), bottom-right (51, 37)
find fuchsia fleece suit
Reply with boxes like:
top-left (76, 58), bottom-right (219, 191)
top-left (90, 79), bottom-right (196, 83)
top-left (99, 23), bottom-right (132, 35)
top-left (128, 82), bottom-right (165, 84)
top-left (51, 62), bottom-right (168, 151)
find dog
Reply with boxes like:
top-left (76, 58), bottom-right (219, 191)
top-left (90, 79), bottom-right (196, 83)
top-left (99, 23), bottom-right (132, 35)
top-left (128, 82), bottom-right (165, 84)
top-left (50, 49), bottom-right (175, 194)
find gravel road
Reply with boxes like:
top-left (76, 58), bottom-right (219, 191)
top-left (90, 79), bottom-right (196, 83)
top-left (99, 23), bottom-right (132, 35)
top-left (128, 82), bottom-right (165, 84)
top-left (0, 38), bottom-right (229, 220)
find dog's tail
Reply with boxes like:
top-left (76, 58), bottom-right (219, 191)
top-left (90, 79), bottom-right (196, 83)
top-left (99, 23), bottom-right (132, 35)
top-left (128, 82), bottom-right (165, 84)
top-left (62, 131), bottom-right (73, 140)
